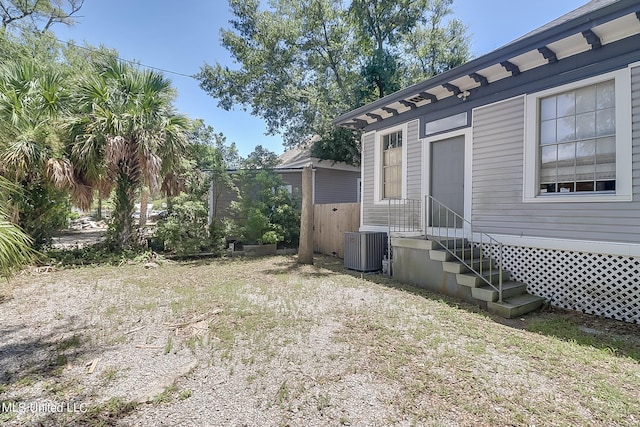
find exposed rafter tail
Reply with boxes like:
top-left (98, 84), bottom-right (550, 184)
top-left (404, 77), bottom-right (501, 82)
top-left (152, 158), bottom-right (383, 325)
top-left (442, 83), bottom-right (461, 96)
top-left (538, 46), bottom-right (558, 64)
top-left (399, 100), bottom-right (417, 110)
top-left (470, 72), bottom-right (488, 86)
top-left (418, 91), bottom-right (438, 103)
top-left (382, 106), bottom-right (399, 116)
top-left (500, 60), bottom-right (521, 76)
top-left (582, 29), bottom-right (602, 49)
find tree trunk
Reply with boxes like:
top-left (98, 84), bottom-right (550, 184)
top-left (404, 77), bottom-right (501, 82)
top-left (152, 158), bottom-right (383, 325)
top-left (97, 197), bottom-right (102, 220)
top-left (139, 188), bottom-right (148, 227)
top-left (109, 171), bottom-right (138, 249)
top-left (298, 163), bottom-right (314, 265)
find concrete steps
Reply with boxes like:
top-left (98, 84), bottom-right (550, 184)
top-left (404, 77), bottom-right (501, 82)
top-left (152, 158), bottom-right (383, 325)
top-left (456, 270), bottom-right (510, 287)
top-left (471, 281), bottom-right (527, 302)
top-left (426, 236), bottom-right (544, 318)
top-left (487, 294), bottom-right (546, 318)
top-left (429, 247), bottom-right (482, 262)
top-left (442, 258), bottom-right (493, 274)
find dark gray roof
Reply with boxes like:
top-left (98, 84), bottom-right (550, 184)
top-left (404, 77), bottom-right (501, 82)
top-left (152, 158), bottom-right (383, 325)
top-left (512, 0), bottom-right (621, 43)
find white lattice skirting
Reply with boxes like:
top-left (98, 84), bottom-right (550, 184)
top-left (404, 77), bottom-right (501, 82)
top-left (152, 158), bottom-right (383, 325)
top-left (494, 245), bottom-right (640, 324)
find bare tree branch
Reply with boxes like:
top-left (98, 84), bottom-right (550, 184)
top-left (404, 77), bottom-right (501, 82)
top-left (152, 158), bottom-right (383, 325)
top-left (0, 0), bottom-right (84, 32)
top-left (42, 0), bottom-right (84, 32)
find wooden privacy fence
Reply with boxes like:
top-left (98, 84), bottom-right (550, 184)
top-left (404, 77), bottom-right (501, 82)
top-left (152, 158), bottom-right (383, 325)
top-left (313, 203), bottom-right (360, 258)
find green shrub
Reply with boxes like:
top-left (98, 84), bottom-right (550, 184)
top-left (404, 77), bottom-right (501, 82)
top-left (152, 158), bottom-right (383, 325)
top-left (156, 192), bottom-right (225, 256)
top-left (157, 194), bottom-right (208, 255)
top-left (16, 181), bottom-right (71, 246)
top-left (261, 231), bottom-right (279, 245)
top-left (228, 167), bottom-right (301, 247)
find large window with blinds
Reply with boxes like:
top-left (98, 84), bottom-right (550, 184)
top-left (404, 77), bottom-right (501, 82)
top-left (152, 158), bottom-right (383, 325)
top-left (523, 68), bottom-right (632, 203)
top-left (538, 80), bottom-right (616, 194)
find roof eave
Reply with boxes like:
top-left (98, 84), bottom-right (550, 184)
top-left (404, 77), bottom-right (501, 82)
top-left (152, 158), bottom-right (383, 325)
top-left (333, 0), bottom-right (638, 128)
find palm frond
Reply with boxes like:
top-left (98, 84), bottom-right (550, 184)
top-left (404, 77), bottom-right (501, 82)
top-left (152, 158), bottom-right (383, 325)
top-left (2, 138), bottom-right (47, 179)
top-left (105, 135), bottom-right (127, 166)
top-left (0, 219), bottom-right (36, 278)
top-left (160, 172), bottom-right (184, 197)
top-left (0, 176), bottom-right (35, 278)
top-left (45, 157), bottom-right (76, 189)
top-left (140, 150), bottom-right (162, 195)
top-left (97, 179), bottom-right (113, 199)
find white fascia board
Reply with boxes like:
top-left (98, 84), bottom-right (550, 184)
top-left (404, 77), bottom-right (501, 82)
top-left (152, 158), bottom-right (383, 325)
top-left (483, 233), bottom-right (640, 257)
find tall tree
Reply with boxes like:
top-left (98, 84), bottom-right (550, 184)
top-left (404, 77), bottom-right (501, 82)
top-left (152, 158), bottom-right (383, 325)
top-left (0, 0), bottom-right (84, 32)
top-left (0, 30), bottom-right (124, 245)
top-left (198, 0), bottom-right (359, 154)
top-left (349, 0), bottom-right (429, 100)
top-left (66, 58), bottom-right (190, 249)
top-left (187, 120), bottom-right (238, 219)
top-left (198, 0), bottom-right (471, 164)
top-left (401, 0), bottom-right (470, 83)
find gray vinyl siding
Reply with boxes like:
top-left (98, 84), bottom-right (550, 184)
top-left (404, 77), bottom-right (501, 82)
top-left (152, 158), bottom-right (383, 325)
top-left (362, 131), bottom-right (381, 226)
top-left (472, 65), bottom-right (640, 243)
top-left (363, 120), bottom-right (420, 227)
top-left (314, 169), bottom-right (360, 204)
top-left (633, 65), bottom-right (640, 198)
top-left (406, 120), bottom-right (421, 200)
top-left (212, 176), bottom-right (240, 219)
top-left (279, 172), bottom-right (303, 198)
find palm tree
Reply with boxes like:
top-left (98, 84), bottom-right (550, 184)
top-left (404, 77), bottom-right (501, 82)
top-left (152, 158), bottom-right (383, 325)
top-left (0, 176), bottom-right (36, 277)
top-left (0, 60), bottom-right (70, 244)
top-left (66, 58), bottom-right (189, 248)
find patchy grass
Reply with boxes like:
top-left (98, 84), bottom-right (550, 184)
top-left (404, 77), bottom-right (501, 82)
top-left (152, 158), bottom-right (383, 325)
top-left (1, 255), bottom-right (639, 426)
top-left (527, 315), bottom-right (640, 360)
top-left (73, 397), bottom-right (139, 426)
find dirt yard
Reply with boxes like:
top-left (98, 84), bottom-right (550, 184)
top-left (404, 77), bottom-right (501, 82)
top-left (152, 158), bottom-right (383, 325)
top-left (1, 255), bottom-right (639, 426)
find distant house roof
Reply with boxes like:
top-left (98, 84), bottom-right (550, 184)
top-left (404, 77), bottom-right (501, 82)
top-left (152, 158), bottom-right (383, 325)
top-left (276, 140), bottom-right (359, 172)
top-left (276, 142), bottom-right (315, 167)
top-left (333, 0), bottom-right (637, 130)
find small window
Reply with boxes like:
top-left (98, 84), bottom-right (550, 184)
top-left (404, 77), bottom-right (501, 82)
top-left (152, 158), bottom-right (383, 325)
top-left (372, 123), bottom-right (408, 204)
top-left (382, 130), bottom-right (402, 199)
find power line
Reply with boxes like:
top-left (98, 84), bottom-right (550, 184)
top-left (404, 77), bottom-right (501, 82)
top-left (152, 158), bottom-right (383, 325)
top-left (55, 36), bottom-right (197, 79)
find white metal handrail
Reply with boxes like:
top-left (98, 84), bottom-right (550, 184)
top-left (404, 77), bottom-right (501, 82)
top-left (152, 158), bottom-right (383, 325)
top-left (426, 195), bottom-right (504, 303)
top-left (387, 198), bottom-right (422, 234)
top-left (386, 198), bottom-right (422, 277)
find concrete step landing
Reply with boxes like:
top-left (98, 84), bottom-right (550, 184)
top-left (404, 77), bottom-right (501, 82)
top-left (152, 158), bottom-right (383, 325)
top-left (486, 294), bottom-right (546, 318)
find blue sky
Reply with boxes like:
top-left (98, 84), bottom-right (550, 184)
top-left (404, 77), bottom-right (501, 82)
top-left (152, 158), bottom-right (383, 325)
top-left (54, 0), bottom-right (587, 157)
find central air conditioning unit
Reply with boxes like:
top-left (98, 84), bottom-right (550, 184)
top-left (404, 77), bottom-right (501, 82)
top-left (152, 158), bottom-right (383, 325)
top-left (344, 231), bottom-right (387, 272)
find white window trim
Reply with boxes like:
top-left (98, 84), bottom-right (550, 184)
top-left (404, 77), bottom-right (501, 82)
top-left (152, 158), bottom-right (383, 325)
top-left (523, 67), bottom-right (632, 203)
top-left (373, 122), bottom-right (408, 204)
